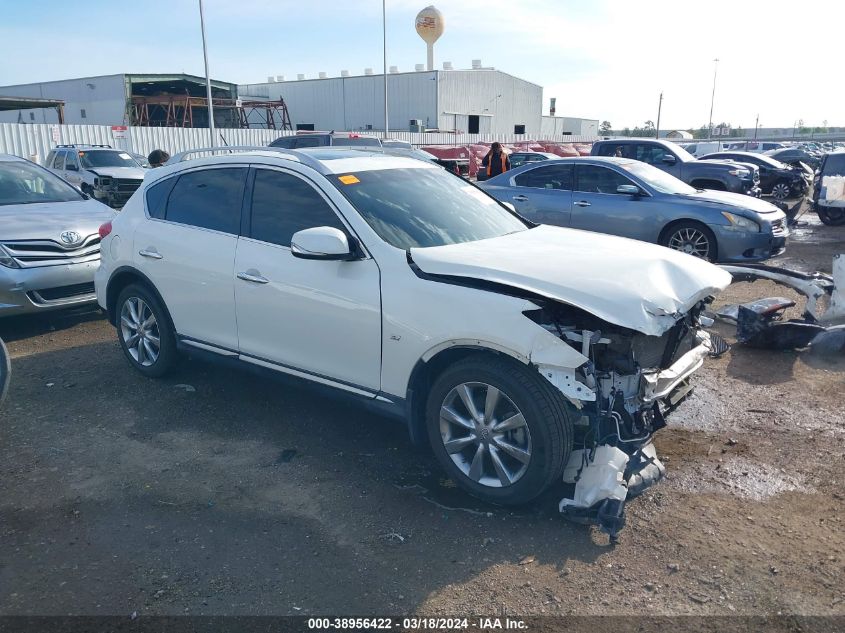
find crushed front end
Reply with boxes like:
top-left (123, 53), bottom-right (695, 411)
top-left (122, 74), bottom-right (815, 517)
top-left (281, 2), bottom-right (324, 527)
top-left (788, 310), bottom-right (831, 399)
top-left (527, 300), bottom-right (718, 542)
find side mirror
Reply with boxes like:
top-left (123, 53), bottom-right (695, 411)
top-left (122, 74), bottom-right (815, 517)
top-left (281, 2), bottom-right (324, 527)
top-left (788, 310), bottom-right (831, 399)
top-left (661, 155), bottom-right (677, 165)
top-left (291, 226), bottom-right (356, 261)
top-left (66, 163), bottom-right (79, 171)
top-left (617, 184), bottom-right (641, 196)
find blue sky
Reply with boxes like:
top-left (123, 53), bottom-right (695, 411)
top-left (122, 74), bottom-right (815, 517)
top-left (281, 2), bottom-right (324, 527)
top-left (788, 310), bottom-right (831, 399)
top-left (1, 0), bottom-right (841, 130)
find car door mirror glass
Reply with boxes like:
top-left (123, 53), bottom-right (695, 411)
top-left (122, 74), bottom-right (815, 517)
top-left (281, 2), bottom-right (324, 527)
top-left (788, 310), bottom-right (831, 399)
top-left (291, 226), bottom-right (354, 261)
top-left (617, 184), bottom-right (640, 195)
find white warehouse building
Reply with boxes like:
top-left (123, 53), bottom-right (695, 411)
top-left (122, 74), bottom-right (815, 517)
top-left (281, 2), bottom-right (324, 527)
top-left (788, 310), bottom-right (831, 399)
top-left (241, 66), bottom-right (564, 136)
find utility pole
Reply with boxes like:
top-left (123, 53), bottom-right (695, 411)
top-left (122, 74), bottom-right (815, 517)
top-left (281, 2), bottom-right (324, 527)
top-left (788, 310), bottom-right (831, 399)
top-left (753, 113), bottom-right (759, 140)
top-left (382, 0), bottom-right (388, 134)
top-left (198, 0), bottom-right (215, 147)
top-left (655, 92), bottom-right (663, 139)
top-left (707, 58), bottom-right (719, 141)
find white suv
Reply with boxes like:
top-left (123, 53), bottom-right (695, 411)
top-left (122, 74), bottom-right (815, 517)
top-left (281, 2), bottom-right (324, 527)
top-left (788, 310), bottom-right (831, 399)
top-left (95, 147), bottom-right (730, 537)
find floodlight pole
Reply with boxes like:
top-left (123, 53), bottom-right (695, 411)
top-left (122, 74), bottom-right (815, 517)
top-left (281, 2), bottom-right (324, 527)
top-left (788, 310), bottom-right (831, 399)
top-left (655, 92), bottom-right (663, 139)
top-left (199, 0), bottom-right (215, 147)
top-left (383, 0), bottom-right (389, 134)
top-left (707, 58), bottom-right (719, 141)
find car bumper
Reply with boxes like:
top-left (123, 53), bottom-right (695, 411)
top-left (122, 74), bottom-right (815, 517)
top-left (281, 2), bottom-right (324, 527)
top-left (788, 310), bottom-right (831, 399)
top-left (711, 225), bottom-right (787, 263)
top-left (0, 260), bottom-right (100, 317)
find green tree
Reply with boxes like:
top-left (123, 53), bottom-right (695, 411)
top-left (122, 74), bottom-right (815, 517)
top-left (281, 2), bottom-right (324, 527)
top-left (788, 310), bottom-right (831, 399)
top-left (599, 121), bottom-right (612, 134)
top-left (644, 120), bottom-right (655, 134)
top-left (694, 125), bottom-right (709, 139)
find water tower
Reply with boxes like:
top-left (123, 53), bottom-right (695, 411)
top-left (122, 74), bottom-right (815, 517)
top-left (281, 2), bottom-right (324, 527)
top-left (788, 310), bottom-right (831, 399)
top-left (415, 6), bottom-right (444, 71)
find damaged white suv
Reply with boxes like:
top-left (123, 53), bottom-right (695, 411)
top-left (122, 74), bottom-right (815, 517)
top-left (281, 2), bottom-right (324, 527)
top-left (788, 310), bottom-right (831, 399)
top-left (95, 147), bottom-right (731, 538)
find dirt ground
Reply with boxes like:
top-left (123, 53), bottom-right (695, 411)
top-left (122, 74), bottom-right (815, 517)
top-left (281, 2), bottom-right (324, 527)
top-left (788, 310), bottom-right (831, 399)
top-left (1, 201), bottom-right (843, 627)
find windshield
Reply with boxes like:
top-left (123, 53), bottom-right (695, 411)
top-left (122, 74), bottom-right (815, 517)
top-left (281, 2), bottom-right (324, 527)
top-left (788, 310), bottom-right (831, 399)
top-left (622, 161), bottom-right (696, 195)
top-left (0, 160), bottom-right (85, 206)
top-left (78, 150), bottom-right (140, 169)
top-left (331, 167), bottom-right (528, 249)
top-left (332, 136), bottom-right (381, 147)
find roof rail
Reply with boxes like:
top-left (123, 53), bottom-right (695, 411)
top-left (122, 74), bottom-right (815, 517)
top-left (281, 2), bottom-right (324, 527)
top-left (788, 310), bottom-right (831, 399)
top-left (167, 145), bottom-right (326, 172)
top-left (56, 144), bottom-right (113, 149)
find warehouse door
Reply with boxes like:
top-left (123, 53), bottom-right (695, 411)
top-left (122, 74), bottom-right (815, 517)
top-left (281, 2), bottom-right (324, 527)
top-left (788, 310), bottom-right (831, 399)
top-left (468, 115), bottom-right (480, 134)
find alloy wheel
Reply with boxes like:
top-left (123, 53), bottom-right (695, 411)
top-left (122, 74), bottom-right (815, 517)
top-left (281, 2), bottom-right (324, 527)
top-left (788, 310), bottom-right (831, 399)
top-left (772, 182), bottom-right (791, 200)
top-left (667, 228), bottom-right (711, 259)
top-left (439, 382), bottom-right (532, 488)
top-left (119, 297), bottom-right (161, 367)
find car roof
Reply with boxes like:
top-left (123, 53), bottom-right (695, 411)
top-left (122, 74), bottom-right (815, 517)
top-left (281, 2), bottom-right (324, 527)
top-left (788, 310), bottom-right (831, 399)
top-left (153, 146), bottom-right (437, 184)
top-left (0, 153), bottom-right (27, 163)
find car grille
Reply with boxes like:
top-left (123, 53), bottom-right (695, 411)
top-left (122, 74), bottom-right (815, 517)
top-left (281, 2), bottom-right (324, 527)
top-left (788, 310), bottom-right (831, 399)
top-left (29, 282), bottom-right (95, 304)
top-left (116, 178), bottom-right (143, 193)
top-left (1, 235), bottom-right (100, 268)
top-left (771, 218), bottom-right (786, 236)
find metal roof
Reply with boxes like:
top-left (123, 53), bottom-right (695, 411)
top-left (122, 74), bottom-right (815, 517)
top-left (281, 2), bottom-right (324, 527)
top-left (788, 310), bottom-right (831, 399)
top-left (0, 96), bottom-right (65, 111)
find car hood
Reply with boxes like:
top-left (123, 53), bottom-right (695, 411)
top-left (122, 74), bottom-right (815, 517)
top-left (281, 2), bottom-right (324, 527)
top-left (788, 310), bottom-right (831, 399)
top-left (0, 199), bottom-right (116, 241)
top-left (85, 166), bottom-right (145, 179)
top-left (409, 224), bottom-right (732, 336)
top-left (680, 189), bottom-right (782, 214)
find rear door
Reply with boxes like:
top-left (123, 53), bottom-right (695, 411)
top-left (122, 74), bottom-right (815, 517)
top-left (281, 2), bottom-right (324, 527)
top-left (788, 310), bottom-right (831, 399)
top-left (234, 166), bottom-right (382, 392)
top-left (133, 166), bottom-right (246, 350)
top-left (570, 164), bottom-right (659, 241)
top-left (502, 163), bottom-right (573, 226)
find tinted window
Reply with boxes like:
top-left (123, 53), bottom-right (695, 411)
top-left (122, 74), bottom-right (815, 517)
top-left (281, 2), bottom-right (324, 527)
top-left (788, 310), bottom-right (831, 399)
top-left (0, 160), bottom-right (85, 206)
top-left (575, 165), bottom-right (635, 194)
top-left (514, 164), bottom-right (572, 190)
top-left (331, 167), bottom-right (528, 249)
top-left (145, 177), bottom-right (177, 219)
top-left (595, 143), bottom-right (620, 157)
top-left (294, 136), bottom-right (323, 148)
top-left (64, 152), bottom-right (79, 169)
top-left (165, 168), bottom-right (246, 233)
top-left (634, 144), bottom-right (671, 165)
top-left (269, 136), bottom-right (296, 148)
top-left (250, 169), bottom-right (345, 247)
top-left (332, 136), bottom-right (380, 147)
top-left (52, 152), bottom-right (65, 170)
top-left (823, 154), bottom-right (845, 176)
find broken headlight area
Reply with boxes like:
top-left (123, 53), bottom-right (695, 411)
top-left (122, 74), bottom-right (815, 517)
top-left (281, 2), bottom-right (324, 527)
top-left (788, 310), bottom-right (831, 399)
top-left (526, 301), bottom-right (717, 542)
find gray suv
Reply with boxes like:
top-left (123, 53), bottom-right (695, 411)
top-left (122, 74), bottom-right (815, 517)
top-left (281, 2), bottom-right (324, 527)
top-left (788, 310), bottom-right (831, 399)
top-left (592, 139), bottom-right (762, 197)
top-left (45, 145), bottom-right (146, 208)
top-left (0, 154), bottom-right (115, 317)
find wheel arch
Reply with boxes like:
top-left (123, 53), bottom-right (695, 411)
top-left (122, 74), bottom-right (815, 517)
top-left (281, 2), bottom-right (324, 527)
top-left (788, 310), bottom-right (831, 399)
top-left (105, 266), bottom-right (174, 330)
top-left (405, 343), bottom-right (529, 448)
top-left (689, 178), bottom-right (726, 191)
top-left (658, 218), bottom-right (719, 261)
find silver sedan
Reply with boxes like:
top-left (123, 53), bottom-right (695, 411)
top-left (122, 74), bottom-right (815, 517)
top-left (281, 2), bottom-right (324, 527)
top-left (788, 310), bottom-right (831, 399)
top-left (0, 154), bottom-right (115, 317)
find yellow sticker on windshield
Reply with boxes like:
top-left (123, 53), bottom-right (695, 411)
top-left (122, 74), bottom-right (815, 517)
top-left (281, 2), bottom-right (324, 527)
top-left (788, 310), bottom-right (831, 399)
top-left (339, 174), bottom-right (360, 185)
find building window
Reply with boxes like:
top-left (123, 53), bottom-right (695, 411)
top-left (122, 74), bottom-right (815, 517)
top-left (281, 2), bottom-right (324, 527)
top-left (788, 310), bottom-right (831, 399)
top-left (468, 115), bottom-right (480, 134)
top-left (514, 124), bottom-right (526, 134)
top-left (80, 108), bottom-right (87, 119)
top-left (29, 112), bottom-right (35, 121)
top-left (296, 123), bottom-right (315, 131)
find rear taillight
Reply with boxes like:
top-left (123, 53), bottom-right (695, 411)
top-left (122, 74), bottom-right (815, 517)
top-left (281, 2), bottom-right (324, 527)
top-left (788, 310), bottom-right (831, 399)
top-left (99, 221), bottom-right (113, 239)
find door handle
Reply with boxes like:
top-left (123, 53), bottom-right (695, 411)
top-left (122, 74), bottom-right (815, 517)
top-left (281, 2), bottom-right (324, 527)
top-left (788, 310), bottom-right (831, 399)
top-left (139, 249), bottom-right (163, 259)
top-left (237, 271), bottom-right (269, 284)
top-left (512, 195), bottom-right (529, 202)
top-left (574, 200), bottom-right (591, 207)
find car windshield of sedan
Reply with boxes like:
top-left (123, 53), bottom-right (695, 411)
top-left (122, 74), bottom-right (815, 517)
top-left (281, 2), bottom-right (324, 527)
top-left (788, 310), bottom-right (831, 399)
top-left (331, 167), bottom-right (529, 249)
top-left (78, 151), bottom-right (140, 169)
top-left (0, 161), bottom-right (85, 206)
top-left (622, 161), bottom-right (697, 195)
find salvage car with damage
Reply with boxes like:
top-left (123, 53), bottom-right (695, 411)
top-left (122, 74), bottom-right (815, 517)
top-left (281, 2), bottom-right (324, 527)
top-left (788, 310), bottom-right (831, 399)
top-left (95, 147), bottom-right (732, 539)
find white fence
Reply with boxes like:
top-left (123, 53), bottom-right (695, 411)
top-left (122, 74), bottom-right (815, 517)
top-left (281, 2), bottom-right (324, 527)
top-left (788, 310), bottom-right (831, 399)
top-left (0, 123), bottom-right (598, 163)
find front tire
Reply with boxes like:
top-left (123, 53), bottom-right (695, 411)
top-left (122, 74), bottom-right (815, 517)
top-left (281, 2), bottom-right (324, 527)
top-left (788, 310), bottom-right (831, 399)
top-left (425, 356), bottom-right (574, 506)
top-left (660, 221), bottom-right (718, 262)
top-left (115, 284), bottom-right (177, 377)
top-left (771, 180), bottom-right (791, 200)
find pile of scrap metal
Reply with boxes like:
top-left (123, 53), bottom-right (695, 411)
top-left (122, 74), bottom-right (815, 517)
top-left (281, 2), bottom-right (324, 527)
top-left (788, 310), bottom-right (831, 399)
top-left (716, 254), bottom-right (845, 353)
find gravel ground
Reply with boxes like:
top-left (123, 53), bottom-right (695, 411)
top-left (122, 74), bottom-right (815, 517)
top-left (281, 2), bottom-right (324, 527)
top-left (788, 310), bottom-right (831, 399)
top-left (0, 202), bottom-right (843, 626)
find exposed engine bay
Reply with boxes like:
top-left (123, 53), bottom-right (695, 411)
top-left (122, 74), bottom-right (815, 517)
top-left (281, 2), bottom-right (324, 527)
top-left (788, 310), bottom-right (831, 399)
top-left (526, 299), bottom-right (722, 542)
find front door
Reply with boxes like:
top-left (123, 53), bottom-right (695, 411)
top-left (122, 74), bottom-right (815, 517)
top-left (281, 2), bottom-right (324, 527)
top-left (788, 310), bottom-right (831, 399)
top-left (234, 167), bottom-right (382, 393)
top-left (62, 150), bottom-right (84, 186)
top-left (570, 164), bottom-right (659, 242)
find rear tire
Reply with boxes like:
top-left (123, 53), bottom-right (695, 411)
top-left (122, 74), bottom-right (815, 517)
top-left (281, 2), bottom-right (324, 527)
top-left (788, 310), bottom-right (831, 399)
top-left (771, 180), bottom-right (791, 200)
top-left (817, 206), bottom-right (845, 226)
top-left (425, 356), bottom-right (574, 506)
top-left (115, 284), bottom-right (177, 377)
top-left (660, 221), bottom-right (718, 262)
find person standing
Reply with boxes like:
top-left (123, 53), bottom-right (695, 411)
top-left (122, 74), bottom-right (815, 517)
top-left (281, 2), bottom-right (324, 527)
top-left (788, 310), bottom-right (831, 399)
top-left (147, 149), bottom-right (170, 168)
top-left (481, 142), bottom-right (510, 180)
